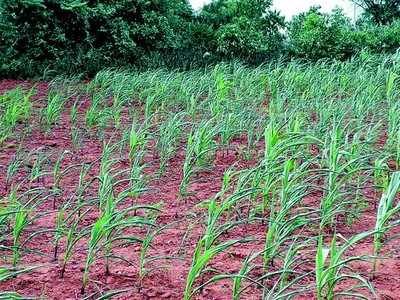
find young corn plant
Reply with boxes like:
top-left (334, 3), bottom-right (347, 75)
top-left (0, 185), bottom-right (43, 237)
top-left (232, 235), bottom-right (313, 300)
top-left (374, 157), bottom-right (390, 192)
top-left (103, 165), bottom-right (161, 274)
top-left (263, 120), bottom-right (284, 170)
top-left (387, 102), bottom-right (400, 167)
top-left (51, 150), bottom-right (75, 209)
top-left (74, 163), bottom-right (92, 217)
top-left (28, 150), bottom-right (49, 183)
top-left (126, 151), bottom-right (147, 203)
top-left (319, 124), bottom-right (368, 230)
top-left (139, 225), bottom-right (160, 284)
top-left (184, 191), bottom-right (253, 300)
top-left (0, 265), bottom-right (44, 288)
top-left (85, 92), bottom-right (110, 136)
top-left (240, 114), bottom-right (264, 160)
top-left (373, 171), bottom-right (400, 276)
top-left (60, 207), bottom-right (91, 278)
top-left (262, 239), bottom-right (312, 300)
top-left (138, 214), bottom-right (177, 288)
top-left (144, 95), bottom-right (158, 125)
top-left (0, 193), bottom-right (13, 233)
top-left (179, 131), bottom-right (196, 197)
top-left (0, 87), bottom-right (34, 141)
top-left (184, 237), bottom-right (246, 300)
top-left (320, 125), bottom-right (343, 229)
top-left (85, 99), bottom-right (100, 130)
top-left (386, 71), bottom-right (398, 102)
top-left (70, 100), bottom-right (81, 147)
top-left (42, 92), bottom-right (65, 131)
top-left (193, 119), bottom-right (218, 168)
top-left (261, 119), bottom-right (317, 213)
top-left (156, 112), bottom-right (185, 175)
top-left (187, 95), bottom-right (198, 122)
top-left (232, 252), bottom-right (257, 300)
top-left (196, 239), bottom-right (310, 300)
top-left (2, 188), bottom-right (51, 270)
top-left (110, 90), bottom-right (126, 129)
top-left (70, 100), bottom-right (79, 126)
top-left (101, 184), bottom-right (147, 276)
top-left (263, 159), bottom-right (310, 268)
top-left (128, 121), bottom-right (147, 164)
top-left (70, 126), bottom-right (80, 148)
top-left (5, 148), bottom-right (24, 193)
top-left (81, 212), bottom-right (111, 294)
top-left (210, 68), bottom-right (231, 118)
top-left (179, 121), bottom-right (218, 197)
top-left (97, 140), bottom-right (120, 212)
top-left (53, 206), bottom-right (65, 261)
top-left (12, 205), bottom-right (30, 268)
top-left (82, 203), bottom-right (160, 294)
top-left (219, 112), bottom-right (239, 156)
top-left (315, 233), bottom-right (375, 300)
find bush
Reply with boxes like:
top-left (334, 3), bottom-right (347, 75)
top-left (0, 0), bottom-right (194, 78)
top-left (196, 0), bottom-right (285, 60)
top-left (353, 20), bottom-right (400, 53)
top-left (287, 6), bottom-right (400, 61)
top-left (287, 7), bottom-right (356, 60)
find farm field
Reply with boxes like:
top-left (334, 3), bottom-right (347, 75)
top-left (1, 58), bottom-right (400, 299)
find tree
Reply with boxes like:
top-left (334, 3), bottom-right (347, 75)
top-left (196, 0), bottom-right (285, 59)
top-left (0, 0), bottom-right (194, 77)
top-left (352, 0), bottom-right (400, 24)
top-left (288, 7), bottom-right (355, 60)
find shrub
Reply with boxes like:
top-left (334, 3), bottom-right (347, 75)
top-left (287, 7), bottom-right (356, 60)
top-left (0, 0), bottom-right (193, 78)
top-left (197, 0), bottom-right (285, 60)
top-left (353, 20), bottom-right (400, 53)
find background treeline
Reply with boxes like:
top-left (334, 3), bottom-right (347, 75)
top-left (1, 0), bottom-right (400, 78)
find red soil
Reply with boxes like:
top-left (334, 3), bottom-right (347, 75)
top-left (0, 80), bottom-right (400, 299)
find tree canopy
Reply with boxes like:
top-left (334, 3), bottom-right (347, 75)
top-left (1, 0), bottom-right (400, 78)
top-left (352, 0), bottom-right (400, 24)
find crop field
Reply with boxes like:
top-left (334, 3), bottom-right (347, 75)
top-left (0, 58), bottom-right (400, 299)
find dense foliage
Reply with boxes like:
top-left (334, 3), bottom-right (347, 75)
top-left (287, 6), bottom-right (400, 61)
top-left (197, 0), bottom-right (285, 59)
top-left (1, 0), bottom-right (400, 78)
top-left (0, 0), bottom-right (193, 77)
top-left (288, 7), bottom-right (355, 60)
top-left (352, 0), bottom-right (400, 25)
